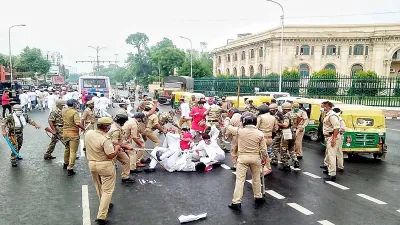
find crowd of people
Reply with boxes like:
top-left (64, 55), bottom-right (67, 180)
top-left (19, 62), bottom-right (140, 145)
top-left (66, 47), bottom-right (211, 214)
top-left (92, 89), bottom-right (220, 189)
top-left (0, 88), bottom-right (346, 224)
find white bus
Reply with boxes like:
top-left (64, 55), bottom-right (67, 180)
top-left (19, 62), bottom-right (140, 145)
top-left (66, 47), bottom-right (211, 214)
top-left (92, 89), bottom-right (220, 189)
top-left (78, 76), bottom-right (111, 97)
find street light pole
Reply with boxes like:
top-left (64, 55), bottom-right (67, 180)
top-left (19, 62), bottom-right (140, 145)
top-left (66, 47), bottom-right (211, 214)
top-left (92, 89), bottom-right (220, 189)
top-left (9, 24), bottom-right (26, 83)
top-left (266, 0), bottom-right (284, 92)
top-left (88, 46), bottom-right (106, 75)
top-left (180, 36), bottom-right (193, 78)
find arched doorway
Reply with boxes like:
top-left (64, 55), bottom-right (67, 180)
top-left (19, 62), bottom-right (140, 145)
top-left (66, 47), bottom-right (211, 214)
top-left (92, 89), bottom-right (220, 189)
top-left (391, 49), bottom-right (400, 76)
top-left (217, 69), bottom-right (221, 75)
top-left (226, 68), bottom-right (230, 75)
top-left (351, 64), bottom-right (363, 76)
top-left (299, 64), bottom-right (310, 77)
top-left (241, 66), bottom-right (245, 76)
top-left (324, 63), bottom-right (336, 72)
top-left (258, 64), bottom-right (263, 75)
top-left (249, 65), bottom-right (254, 76)
top-left (233, 67), bottom-right (237, 76)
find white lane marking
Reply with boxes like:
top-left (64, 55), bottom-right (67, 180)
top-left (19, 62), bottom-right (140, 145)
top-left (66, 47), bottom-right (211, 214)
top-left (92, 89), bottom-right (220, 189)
top-left (397, 209), bottom-right (400, 213)
top-left (232, 172), bottom-right (237, 175)
top-left (221, 164), bottom-right (231, 170)
top-left (318, 220), bottom-right (335, 225)
top-left (303, 172), bottom-right (321, 179)
top-left (357, 194), bottom-right (387, 205)
top-left (287, 203), bottom-right (314, 215)
top-left (387, 128), bottom-right (400, 132)
top-left (82, 185), bottom-right (91, 225)
top-left (325, 181), bottom-right (350, 190)
top-left (246, 180), bottom-right (252, 184)
top-left (265, 190), bottom-right (285, 199)
top-left (80, 139), bottom-right (85, 157)
top-left (290, 166), bottom-right (301, 171)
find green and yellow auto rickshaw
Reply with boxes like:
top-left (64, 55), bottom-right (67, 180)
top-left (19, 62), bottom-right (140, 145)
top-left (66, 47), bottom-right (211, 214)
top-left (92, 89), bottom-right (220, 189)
top-left (171, 91), bottom-right (190, 110)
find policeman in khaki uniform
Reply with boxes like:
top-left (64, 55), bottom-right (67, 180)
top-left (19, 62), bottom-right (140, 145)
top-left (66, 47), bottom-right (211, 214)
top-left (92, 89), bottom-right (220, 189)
top-left (256, 105), bottom-right (278, 176)
top-left (2, 104), bottom-right (41, 167)
top-left (269, 103), bottom-right (284, 165)
top-left (220, 96), bottom-right (232, 111)
top-left (332, 107), bottom-right (345, 173)
top-left (224, 108), bottom-right (242, 170)
top-left (82, 100), bottom-right (96, 131)
top-left (142, 101), bottom-right (166, 148)
top-left (122, 113), bottom-right (146, 174)
top-left (226, 114), bottom-right (267, 211)
top-left (321, 101), bottom-right (341, 181)
top-left (189, 95), bottom-right (197, 110)
top-left (293, 103), bottom-right (309, 159)
top-left (204, 102), bottom-right (226, 150)
top-left (108, 114), bottom-right (136, 183)
top-left (244, 99), bottom-right (259, 115)
top-left (44, 99), bottom-right (66, 160)
top-left (85, 117), bottom-right (119, 225)
top-left (62, 99), bottom-right (85, 176)
top-left (279, 102), bottom-right (300, 171)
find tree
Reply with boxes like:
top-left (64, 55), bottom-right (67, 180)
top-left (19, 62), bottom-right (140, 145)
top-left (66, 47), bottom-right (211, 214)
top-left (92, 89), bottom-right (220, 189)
top-left (307, 69), bottom-right (338, 97)
top-left (16, 47), bottom-right (51, 76)
top-left (150, 38), bottom-right (185, 76)
top-left (349, 71), bottom-right (380, 96)
top-left (177, 50), bottom-right (213, 78)
top-left (125, 32), bottom-right (149, 54)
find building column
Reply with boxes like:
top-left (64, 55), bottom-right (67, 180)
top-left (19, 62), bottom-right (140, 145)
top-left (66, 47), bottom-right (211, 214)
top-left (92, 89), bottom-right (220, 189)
top-left (213, 54), bottom-right (217, 76)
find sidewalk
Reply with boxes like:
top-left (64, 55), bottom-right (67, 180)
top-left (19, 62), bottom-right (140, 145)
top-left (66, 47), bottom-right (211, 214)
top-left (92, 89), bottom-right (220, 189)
top-left (382, 110), bottom-right (400, 119)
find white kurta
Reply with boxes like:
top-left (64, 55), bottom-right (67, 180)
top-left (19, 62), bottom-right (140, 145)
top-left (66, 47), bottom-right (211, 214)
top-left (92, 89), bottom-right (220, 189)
top-left (47, 95), bottom-right (58, 109)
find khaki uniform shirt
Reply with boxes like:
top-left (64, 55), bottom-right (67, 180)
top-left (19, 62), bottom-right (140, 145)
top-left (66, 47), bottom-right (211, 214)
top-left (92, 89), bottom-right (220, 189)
top-left (146, 113), bottom-right (159, 129)
top-left (49, 107), bottom-right (63, 127)
top-left (225, 113), bottom-right (242, 138)
top-left (323, 110), bottom-right (340, 135)
top-left (189, 101), bottom-right (197, 110)
top-left (245, 104), bottom-right (258, 115)
top-left (296, 110), bottom-right (309, 129)
top-left (205, 105), bottom-right (223, 121)
top-left (82, 107), bottom-right (95, 123)
top-left (117, 108), bottom-right (128, 116)
top-left (226, 125), bottom-right (267, 158)
top-left (339, 116), bottom-right (346, 135)
top-left (62, 107), bottom-right (80, 132)
top-left (221, 101), bottom-right (231, 111)
top-left (108, 123), bottom-right (124, 143)
top-left (256, 113), bottom-right (277, 136)
top-left (85, 130), bottom-right (115, 162)
top-left (122, 119), bottom-right (141, 144)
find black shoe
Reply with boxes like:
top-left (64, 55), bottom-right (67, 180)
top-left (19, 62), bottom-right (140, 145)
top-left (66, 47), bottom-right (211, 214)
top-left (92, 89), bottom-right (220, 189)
top-left (122, 177), bottom-right (135, 183)
top-left (94, 219), bottom-right (108, 225)
top-left (11, 161), bottom-right (18, 167)
top-left (254, 198), bottom-right (266, 205)
top-left (63, 164), bottom-right (68, 170)
top-left (17, 157), bottom-right (23, 160)
top-left (145, 158), bottom-right (151, 163)
top-left (144, 168), bottom-right (156, 173)
top-left (294, 161), bottom-right (300, 169)
top-left (228, 203), bottom-right (242, 211)
top-left (68, 169), bottom-right (76, 176)
top-left (270, 160), bottom-right (278, 166)
top-left (83, 147), bottom-right (86, 152)
top-left (297, 155), bottom-right (303, 160)
top-left (130, 169), bottom-right (143, 174)
top-left (156, 151), bottom-right (162, 161)
top-left (223, 148), bottom-right (230, 153)
top-left (230, 167), bottom-right (236, 171)
top-left (109, 203), bottom-right (114, 209)
top-left (76, 156), bottom-right (80, 159)
top-left (279, 165), bottom-right (291, 171)
top-left (320, 165), bottom-right (327, 169)
top-left (323, 175), bottom-right (336, 182)
top-left (44, 154), bottom-right (56, 160)
top-left (338, 168), bottom-right (344, 173)
top-left (323, 170), bottom-right (328, 174)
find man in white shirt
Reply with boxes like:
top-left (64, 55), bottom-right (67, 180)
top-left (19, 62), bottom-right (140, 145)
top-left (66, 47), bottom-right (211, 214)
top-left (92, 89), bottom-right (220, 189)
top-left (42, 89), bottom-right (49, 109)
top-left (19, 90), bottom-right (30, 113)
top-left (192, 126), bottom-right (225, 165)
top-left (46, 92), bottom-right (58, 110)
top-left (98, 94), bottom-right (111, 117)
top-left (27, 90), bottom-right (37, 110)
top-left (203, 97), bottom-right (213, 110)
top-left (179, 98), bottom-right (191, 129)
top-left (71, 90), bottom-right (79, 100)
top-left (92, 93), bottom-right (100, 115)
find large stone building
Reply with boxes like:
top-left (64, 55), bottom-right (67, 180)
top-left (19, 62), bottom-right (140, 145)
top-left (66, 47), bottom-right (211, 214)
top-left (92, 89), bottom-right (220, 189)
top-left (213, 23), bottom-right (400, 77)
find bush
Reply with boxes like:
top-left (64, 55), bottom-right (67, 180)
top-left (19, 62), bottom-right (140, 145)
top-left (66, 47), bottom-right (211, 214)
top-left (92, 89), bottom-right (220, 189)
top-left (307, 69), bottom-right (338, 97)
top-left (349, 71), bottom-right (380, 96)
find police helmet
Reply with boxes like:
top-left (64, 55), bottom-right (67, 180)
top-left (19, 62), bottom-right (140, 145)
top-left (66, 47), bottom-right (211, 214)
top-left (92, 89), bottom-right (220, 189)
top-left (281, 102), bottom-right (292, 110)
top-left (242, 114), bottom-right (257, 126)
top-left (258, 105), bottom-right (270, 115)
top-left (12, 104), bottom-right (22, 111)
top-left (229, 107), bottom-right (240, 114)
top-left (114, 114), bottom-right (129, 126)
top-left (269, 103), bottom-right (278, 110)
top-left (67, 99), bottom-right (77, 107)
top-left (133, 112), bottom-right (146, 120)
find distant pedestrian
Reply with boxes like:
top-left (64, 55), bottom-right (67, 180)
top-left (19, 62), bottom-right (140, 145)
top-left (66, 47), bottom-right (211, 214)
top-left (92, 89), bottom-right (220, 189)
top-left (2, 90), bottom-right (12, 118)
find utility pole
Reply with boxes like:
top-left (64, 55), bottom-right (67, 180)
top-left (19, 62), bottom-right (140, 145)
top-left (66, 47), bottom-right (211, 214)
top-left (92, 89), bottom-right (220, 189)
top-left (76, 46), bottom-right (119, 76)
top-left (114, 54), bottom-right (118, 65)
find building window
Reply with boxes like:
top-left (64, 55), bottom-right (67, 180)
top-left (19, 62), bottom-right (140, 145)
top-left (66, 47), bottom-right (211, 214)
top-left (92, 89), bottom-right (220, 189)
top-left (226, 68), bottom-right (230, 75)
top-left (258, 64), bottom-right (263, 75)
top-left (249, 65), bottom-right (254, 76)
top-left (234, 53), bottom-right (238, 61)
top-left (354, 44), bottom-right (364, 55)
top-left (322, 46), bottom-right (325, 55)
top-left (296, 46), bottom-right (299, 55)
top-left (259, 47), bottom-right (263, 57)
top-left (365, 46), bottom-right (369, 55)
top-left (250, 49), bottom-right (255, 58)
top-left (217, 69), bottom-right (221, 75)
top-left (338, 46), bottom-right (341, 55)
top-left (311, 46), bottom-right (314, 55)
top-left (233, 67), bottom-right (237, 76)
top-left (299, 64), bottom-right (310, 77)
top-left (227, 54), bottom-right (231, 62)
top-left (349, 46), bottom-right (352, 55)
top-left (300, 45), bottom-right (310, 55)
top-left (324, 64), bottom-right (336, 72)
top-left (327, 45), bottom-right (337, 55)
top-left (241, 66), bottom-right (245, 76)
top-left (351, 64), bottom-right (363, 76)
top-left (241, 51), bottom-right (246, 60)
top-left (393, 49), bottom-right (400, 60)
top-left (218, 56), bottom-right (221, 64)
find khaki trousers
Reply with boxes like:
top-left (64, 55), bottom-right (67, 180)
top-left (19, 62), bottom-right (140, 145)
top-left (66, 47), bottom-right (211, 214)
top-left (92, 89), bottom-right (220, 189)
top-left (88, 161), bottom-right (116, 220)
top-left (179, 118), bottom-right (192, 129)
top-left (128, 149), bottom-right (137, 170)
top-left (262, 136), bottom-right (273, 172)
top-left (323, 136), bottom-right (344, 170)
top-left (325, 136), bottom-right (341, 176)
top-left (117, 152), bottom-right (130, 179)
top-left (142, 129), bottom-right (160, 147)
top-left (63, 132), bottom-right (79, 170)
top-left (232, 154), bottom-right (262, 203)
top-left (295, 129), bottom-right (305, 157)
top-left (231, 135), bottom-right (238, 168)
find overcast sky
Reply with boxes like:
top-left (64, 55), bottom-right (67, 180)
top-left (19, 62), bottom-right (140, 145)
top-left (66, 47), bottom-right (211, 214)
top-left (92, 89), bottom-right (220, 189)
top-left (0, 0), bottom-right (399, 73)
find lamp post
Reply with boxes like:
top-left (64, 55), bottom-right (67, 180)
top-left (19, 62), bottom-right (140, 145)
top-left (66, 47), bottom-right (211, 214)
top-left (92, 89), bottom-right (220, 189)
top-left (88, 46), bottom-right (106, 75)
top-left (266, 0), bottom-right (284, 92)
top-left (9, 24), bottom-right (26, 83)
top-left (180, 36), bottom-right (193, 78)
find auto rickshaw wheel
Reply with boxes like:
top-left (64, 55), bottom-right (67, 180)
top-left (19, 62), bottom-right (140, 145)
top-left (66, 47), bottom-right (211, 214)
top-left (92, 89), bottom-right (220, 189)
top-left (309, 131), bottom-right (319, 142)
top-left (373, 153), bottom-right (384, 161)
top-left (347, 153), bottom-right (354, 162)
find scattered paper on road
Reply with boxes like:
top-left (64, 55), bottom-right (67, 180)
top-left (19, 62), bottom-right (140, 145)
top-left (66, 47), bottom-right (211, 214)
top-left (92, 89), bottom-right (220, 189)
top-left (178, 213), bottom-right (207, 223)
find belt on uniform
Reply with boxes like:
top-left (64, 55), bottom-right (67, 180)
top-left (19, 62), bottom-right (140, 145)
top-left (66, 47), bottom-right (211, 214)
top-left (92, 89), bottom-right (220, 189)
top-left (63, 130), bottom-right (79, 134)
top-left (208, 120), bottom-right (219, 122)
top-left (264, 136), bottom-right (272, 138)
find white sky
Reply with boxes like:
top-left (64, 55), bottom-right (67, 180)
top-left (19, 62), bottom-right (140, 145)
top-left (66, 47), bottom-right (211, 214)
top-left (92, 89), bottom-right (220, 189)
top-left (0, 0), bottom-right (399, 73)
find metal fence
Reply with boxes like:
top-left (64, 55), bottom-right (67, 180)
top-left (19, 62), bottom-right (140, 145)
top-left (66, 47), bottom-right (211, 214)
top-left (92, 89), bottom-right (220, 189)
top-left (194, 75), bottom-right (400, 107)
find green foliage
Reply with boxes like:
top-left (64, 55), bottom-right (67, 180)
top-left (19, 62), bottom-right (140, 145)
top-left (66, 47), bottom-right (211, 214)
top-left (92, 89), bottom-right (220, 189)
top-left (150, 38), bottom-right (185, 76)
top-left (15, 47), bottom-right (51, 75)
top-left (0, 53), bottom-right (7, 66)
top-left (349, 71), bottom-right (380, 96)
top-left (395, 76), bottom-right (400, 97)
top-left (125, 32), bottom-right (149, 54)
top-left (307, 69), bottom-right (338, 96)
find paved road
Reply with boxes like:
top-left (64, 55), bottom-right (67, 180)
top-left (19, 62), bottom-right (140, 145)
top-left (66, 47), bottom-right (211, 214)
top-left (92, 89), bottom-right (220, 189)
top-left (1, 103), bottom-right (400, 225)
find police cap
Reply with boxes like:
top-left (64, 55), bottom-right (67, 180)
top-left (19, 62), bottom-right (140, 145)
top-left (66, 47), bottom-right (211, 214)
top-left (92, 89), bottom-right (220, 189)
top-left (281, 102), bottom-right (292, 110)
top-left (56, 99), bottom-right (66, 107)
top-left (86, 100), bottom-right (94, 105)
top-left (258, 105), bottom-right (270, 115)
top-left (269, 103), bottom-right (278, 110)
top-left (114, 114), bottom-right (129, 126)
top-left (12, 104), bottom-right (22, 111)
top-left (97, 117), bottom-right (113, 125)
